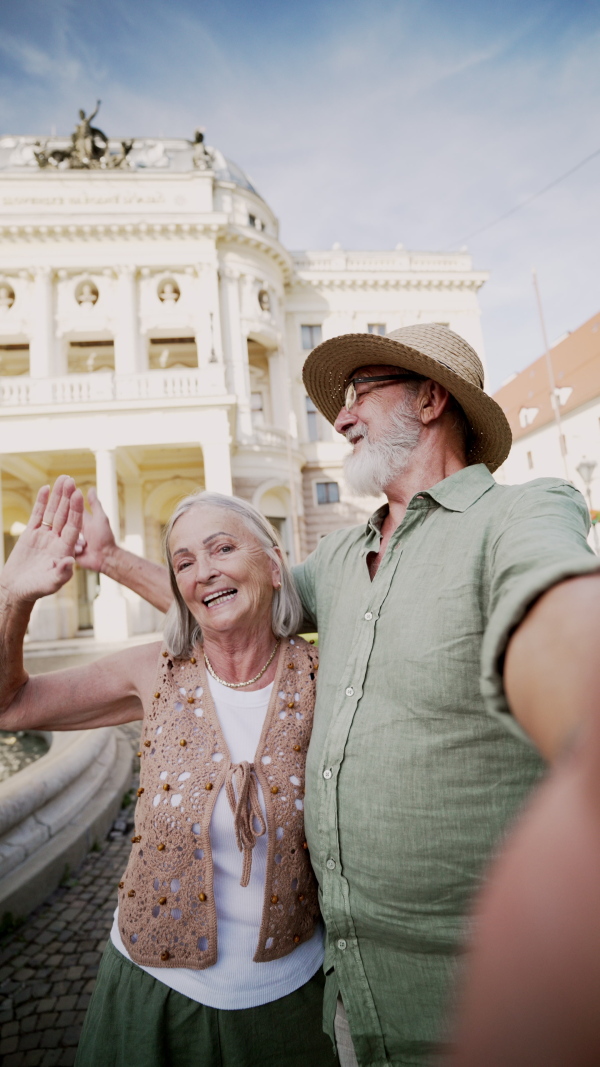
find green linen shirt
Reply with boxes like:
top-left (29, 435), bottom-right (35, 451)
top-left (293, 464), bottom-right (600, 1067)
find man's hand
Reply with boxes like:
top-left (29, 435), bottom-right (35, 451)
top-left (74, 486), bottom-right (117, 574)
top-left (1, 476), bottom-right (83, 603)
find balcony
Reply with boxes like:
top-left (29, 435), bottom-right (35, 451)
top-left (0, 365), bottom-right (230, 413)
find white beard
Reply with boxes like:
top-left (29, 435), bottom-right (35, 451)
top-left (343, 402), bottom-right (422, 496)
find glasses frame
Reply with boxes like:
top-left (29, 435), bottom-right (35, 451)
top-left (344, 372), bottom-right (414, 411)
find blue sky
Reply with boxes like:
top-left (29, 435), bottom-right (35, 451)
top-left (0, 0), bottom-right (598, 390)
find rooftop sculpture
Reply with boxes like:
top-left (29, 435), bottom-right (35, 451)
top-left (33, 102), bottom-right (133, 170)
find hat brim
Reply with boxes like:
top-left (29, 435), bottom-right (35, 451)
top-left (302, 332), bottom-right (512, 473)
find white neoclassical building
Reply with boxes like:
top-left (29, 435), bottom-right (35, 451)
top-left (0, 114), bottom-right (489, 641)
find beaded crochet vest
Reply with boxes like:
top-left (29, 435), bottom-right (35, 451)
top-left (118, 636), bottom-right (320, 969)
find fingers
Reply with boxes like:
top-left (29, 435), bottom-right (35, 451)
top-left (54, 556), bottom-right (75, 585)
top-left (62, 490), bottom-right (84, 554)
top-left (52, 477), bottom-right (76, 536)
top-left (42, 475), bottom-right (72, 530)
top-left (28, 485), bottom-right (50, 529)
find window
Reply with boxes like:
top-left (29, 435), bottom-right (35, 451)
top-left (248, 214), bottom-right (263, 231)
top-left (367, 323), bottom-right (386, 336)
top-left (306, 396), bottom-right (318, 442)
top-left (527, 451), bottom-right (534, 470)
top-left (251, 391), bottom-right (264, 427)
top-left (301, 324), bottom-right (322, 350)
top-left (316, 481), bottom-right (340, 505)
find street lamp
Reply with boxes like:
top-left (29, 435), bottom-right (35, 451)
top-left (576, 458), bottom-right (599, 553)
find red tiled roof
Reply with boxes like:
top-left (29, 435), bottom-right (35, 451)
top-left (493, 310), bottom-right (600, 442)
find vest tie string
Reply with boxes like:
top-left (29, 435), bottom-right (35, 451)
top-left (225, 761), bottom-right (266, 887)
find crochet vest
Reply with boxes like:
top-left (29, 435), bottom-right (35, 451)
top-left (118, 636), bottom-right (320, 969)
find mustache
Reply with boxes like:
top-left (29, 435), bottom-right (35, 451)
top-left (345, 423), bottom-right (368, 444)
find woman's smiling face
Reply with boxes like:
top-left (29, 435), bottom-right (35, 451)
top-left (168, 505), bottom-right (280, 637)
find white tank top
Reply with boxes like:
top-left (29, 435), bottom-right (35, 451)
top-left (111, 674), bottom-right (324, 1009)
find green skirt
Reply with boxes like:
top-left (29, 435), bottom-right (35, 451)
top-left (75, 940), bottom-right (339, 1067)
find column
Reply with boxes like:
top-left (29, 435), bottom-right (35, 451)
top-left (122, 481), bottom-right (158, 633)
top-left (29, 267), bottom-right (56, 379)
top-left (201, 411), bottom-right (233, 495)
top-left (114, 266), bottom-right (140, 376)
top-left (92, 449), bottom-right (130, 641)
top-left (218, 267), bottom-right (253, 437)
top-left (0, 469), bottom-right (4, 569)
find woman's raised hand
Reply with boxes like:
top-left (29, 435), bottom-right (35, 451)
top-left (1, 476), bottom-right (84, 603)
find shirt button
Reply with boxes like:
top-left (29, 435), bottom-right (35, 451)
top-left (345, 686), bottom-right (354, 697)
top-left (364, 611), bottom-right (373, 621)
top-left (323, 768), bottom-right (332, 780)
top-left (326, 859), bottom-right (336, 870)
top-left (337, 938), bottom-right (347, 951)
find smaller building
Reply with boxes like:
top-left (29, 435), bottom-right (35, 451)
top-left (494, 310), bottom-right (600, 538)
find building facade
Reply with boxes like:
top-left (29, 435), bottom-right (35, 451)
top-left (0, 118), bottom-right (488, 641)
top-left (493, 310), bottom-right (600, 546)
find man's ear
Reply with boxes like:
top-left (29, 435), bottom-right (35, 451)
top-left (419, 380), bottom-right (451, 425)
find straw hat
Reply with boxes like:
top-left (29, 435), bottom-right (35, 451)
top-left (302, 323), bottom-right (512, 472)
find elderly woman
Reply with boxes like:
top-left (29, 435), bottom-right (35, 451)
top-left (0, 477), bottom-right (337, 1067)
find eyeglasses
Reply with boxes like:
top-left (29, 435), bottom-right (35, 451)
top-left (344, 373), bottom-right (413, 411)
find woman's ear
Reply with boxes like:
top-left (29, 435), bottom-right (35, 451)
top-left (270, 546), bottom-right (283, 589)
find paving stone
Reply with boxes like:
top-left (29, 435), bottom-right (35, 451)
top-left (21, 1015), bottom-right (38, 1033)
top-left (41, 1050), bottom-right (65, 1066)
top-left (35, 1013), bottom-right (58, 1030)
top-left (0, 1007), bottom-right (15, 1023)
top-left (38, 1030), bottom-right (60, 1049)
top-left (34, 999), bottom-right (56, 1014)
top-left (3, 1052), bottom-right (25, 1067)
top-left (51, 982), bottom-right (69, 997)
top-left (64, 967), bottom-right (84, 981)
top-left (75, 994), bottom-right (90, 1011)
top-left (23, 1051), bottom-right (45, 1066)
top-left (20, 1032), bottom-right (42, 1050)
top-left (15, 1003), bottom-right (35, 1020)
top-left (56, 1011), bottom-right (77, 1027)
top-left (0, 1034), bottom-right (20, 1054)
top-left (54, 996), bottom-right (77, 1012)
top-left (60, 1027), bottom-right (81, 1048)
top-left (2, 1019), bottom-right (20, 1037)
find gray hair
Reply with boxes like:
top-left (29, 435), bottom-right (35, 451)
top-left (162, 491), bottom-right (304, 657)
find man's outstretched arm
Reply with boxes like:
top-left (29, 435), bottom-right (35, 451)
top-left (504, 573), bottom-right (600, 761)
top-left (75, 488), bottom-right (173, 613)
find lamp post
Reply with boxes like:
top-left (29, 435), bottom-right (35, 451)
top-left (576, 458), bottom-right (599, 554)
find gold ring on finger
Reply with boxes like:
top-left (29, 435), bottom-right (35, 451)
top-left (41, 521), bottom-right (53, 528)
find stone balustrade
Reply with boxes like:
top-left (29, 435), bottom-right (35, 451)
top-left (0, 365), bottom-right (228, 409)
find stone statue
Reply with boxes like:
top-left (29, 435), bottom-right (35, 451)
top-left (107, 139), bottom-right (134, 169)
top-left (71, 101), bottom-right (108, 166)
top-left (258, 289), bottom-right (271, 312)
top-left (192, 128), bottom-right (213, 171)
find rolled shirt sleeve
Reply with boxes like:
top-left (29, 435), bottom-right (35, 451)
top-left (481, 478), bottom-right (600, 742)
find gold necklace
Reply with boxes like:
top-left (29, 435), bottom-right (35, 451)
top-left (203, 640), bottom-right (280, 689)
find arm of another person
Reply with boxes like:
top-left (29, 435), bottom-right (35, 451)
top-left (74, 486), bottom-right (172, 613)
top-left (482, 480), bottom-right (600, 762)
top-left (0, 477), bottom-right (158, 732)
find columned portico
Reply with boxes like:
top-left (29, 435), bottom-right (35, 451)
top-left (201, 409), bottom-right (233, 494)
top-left (114, 266), bottom-right (141, 375)
top-left (93, 448), bottom-right (129, 641)
top-left (29, 267), bottom-right (56, 379)
top-left (219, 267), bottom-right (253, 438)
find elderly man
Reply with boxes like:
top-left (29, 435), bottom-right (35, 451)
top-left (75, 324), bottom-right (600, 1067)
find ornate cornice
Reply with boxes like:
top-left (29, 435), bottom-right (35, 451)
top-left (217, 227), bottom-right (292, 283)
top-left (289, 273), bottom-right (487, 291)
top-left (0, 219), bottom-right (224, 243)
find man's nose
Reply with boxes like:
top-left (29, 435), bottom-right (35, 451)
top-left (334, 406), bottom-right (358, 436)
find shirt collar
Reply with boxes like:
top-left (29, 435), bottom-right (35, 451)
top-left (366, 464), bottom-right (495, 532)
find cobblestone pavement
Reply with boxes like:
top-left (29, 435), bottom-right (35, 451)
top-left (0, 724), bottom-right (141, 1067)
